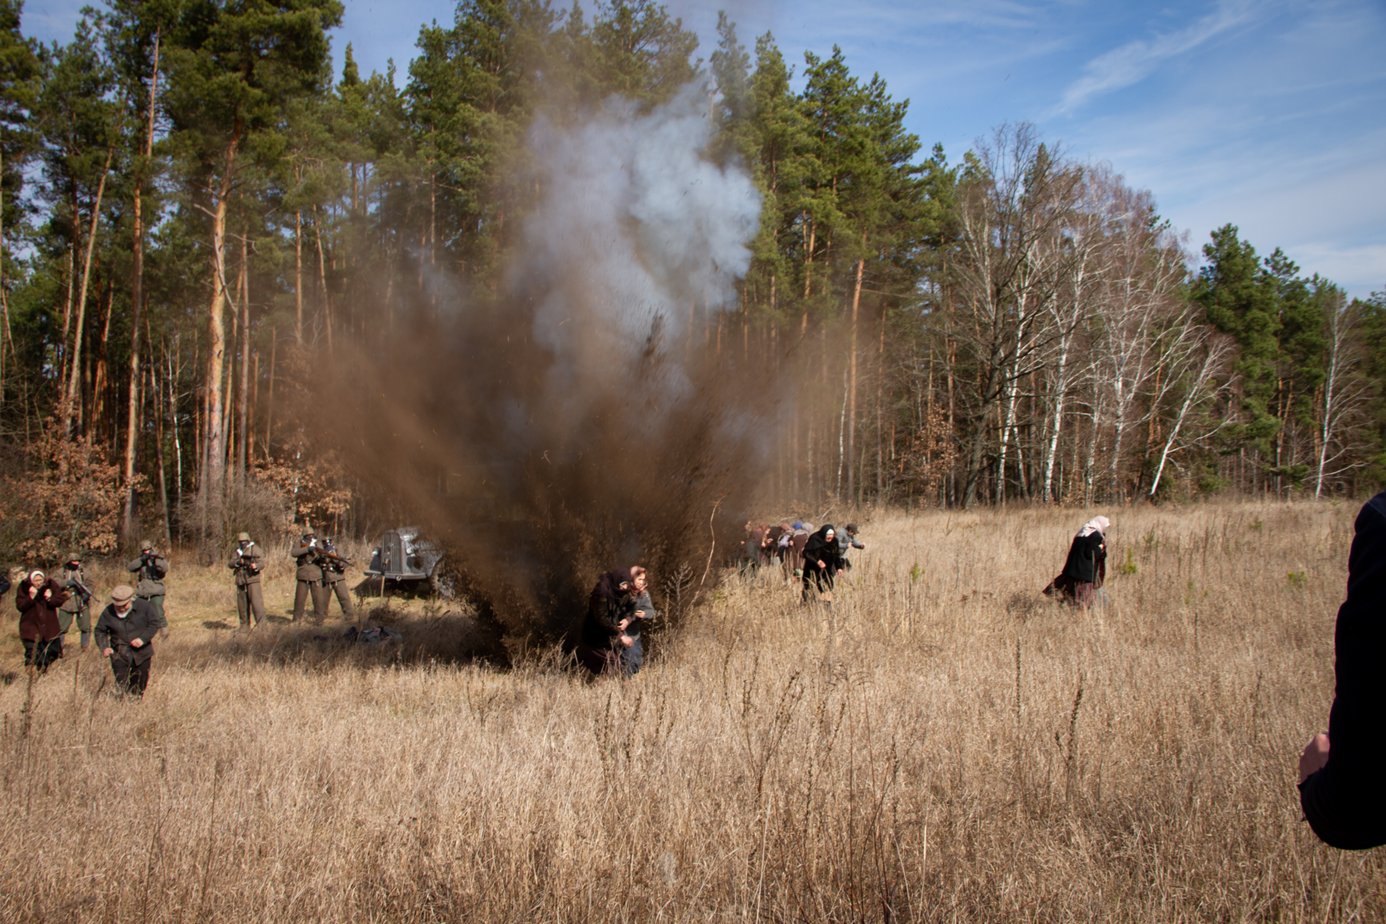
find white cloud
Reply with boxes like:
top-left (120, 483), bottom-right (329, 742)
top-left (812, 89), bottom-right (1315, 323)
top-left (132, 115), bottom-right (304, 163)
top-left (1052, 0), bottom-right (1258, 115)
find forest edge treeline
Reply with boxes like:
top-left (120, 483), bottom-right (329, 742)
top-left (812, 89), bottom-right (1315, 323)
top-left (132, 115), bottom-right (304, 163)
top-left (0, 0), bottom-right (1382, 561)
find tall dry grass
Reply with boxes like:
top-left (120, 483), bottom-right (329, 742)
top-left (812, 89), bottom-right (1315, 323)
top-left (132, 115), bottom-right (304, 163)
top-left (1, 501), bottom-right (1381, 921)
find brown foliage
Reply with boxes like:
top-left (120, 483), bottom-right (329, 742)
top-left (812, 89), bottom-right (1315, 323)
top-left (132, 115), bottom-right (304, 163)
top-left (0, 414), bottom-right (135, 561)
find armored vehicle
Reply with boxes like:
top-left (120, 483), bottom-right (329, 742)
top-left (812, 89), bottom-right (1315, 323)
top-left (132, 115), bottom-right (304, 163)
top-left (363, 528), bottom-right (454, 597)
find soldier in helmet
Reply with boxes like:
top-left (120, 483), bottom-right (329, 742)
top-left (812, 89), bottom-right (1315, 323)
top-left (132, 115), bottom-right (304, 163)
top-left (291, 529), bottom-right (326, 622)
top-left (127, 539), bottom-right (169, 636)
top-left (317, 536), bottom-right (355, 620)
top-left (229, 532), bottom-right (267, 628)
top-left (57, 552), bottom-right (94, 650)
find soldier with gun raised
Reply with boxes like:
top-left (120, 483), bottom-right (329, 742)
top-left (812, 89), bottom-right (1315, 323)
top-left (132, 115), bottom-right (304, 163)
top-left (317, 536), bottom-right (356, 620)
top-left (229, 532), bottom-right (267, 628)
top-left (127, 539), bottom-right (169, 636)
top-left (58, 552), bottom-right (95, 650)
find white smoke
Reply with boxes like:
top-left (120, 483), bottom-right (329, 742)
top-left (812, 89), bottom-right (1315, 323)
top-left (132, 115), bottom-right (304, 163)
top-left (517, 83), bottom-right (762, 394)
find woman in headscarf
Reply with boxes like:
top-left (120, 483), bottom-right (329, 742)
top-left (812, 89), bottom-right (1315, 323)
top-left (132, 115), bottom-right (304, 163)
top-left (16, 568), bottom-right (69, 672)
top-left (801, 524), bottom-right (844, 603)
top-left (1048, 516), bottom-right (1110, 607)
top-left (578, 568), bottom-right (637, 676)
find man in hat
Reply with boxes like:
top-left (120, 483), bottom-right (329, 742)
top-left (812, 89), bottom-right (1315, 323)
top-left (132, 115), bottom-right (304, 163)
top-left (127, 539), bottom-right (169, 635)
top-left (291, 529), bottom-right (326, 622)
top-left (57, 552), bottom-right (94, 650)
top-left (94, 585), bottom-right (159, 696)
top-left (229, 532), bottom-right (267, 628)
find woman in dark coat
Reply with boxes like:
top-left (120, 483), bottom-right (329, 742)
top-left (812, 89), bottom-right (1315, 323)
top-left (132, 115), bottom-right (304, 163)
top-left (1048, 516), bottom-right (1109, 606)
top-left (801, 525), bottom-right (843, 603)
top-left (16, 569), bottom-right (69, 672)
top-left (578, 568), bottom-right (637, 676)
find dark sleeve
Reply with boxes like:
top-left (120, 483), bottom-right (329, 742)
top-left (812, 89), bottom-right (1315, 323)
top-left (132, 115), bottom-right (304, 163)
top-left (128, 557), bottom-right (143, 572)
top-left (1299, 492), bottom-right (1386, 850)
top-left (93, 610), bottom-right (113, 649)
top-left (16, 587), bottom-right (34, 612)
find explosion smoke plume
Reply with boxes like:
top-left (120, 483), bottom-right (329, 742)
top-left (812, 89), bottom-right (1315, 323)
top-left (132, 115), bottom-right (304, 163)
top-left (326, 85), bottom-right (769, 644)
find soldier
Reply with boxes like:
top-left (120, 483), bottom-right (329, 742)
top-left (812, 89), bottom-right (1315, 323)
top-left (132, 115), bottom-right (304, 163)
top-left (291, 530), bottom-right (327, 622)
top-left (57, 552), bottom-right (95, 650)
top-left (127, 539), bottom-right (169, 635)
top-left (94, 585), bottom-right (159, 697)
top-left (317, 537), bottom-right (355, 620)
top-left (228, 532), bottom-right (267, 628)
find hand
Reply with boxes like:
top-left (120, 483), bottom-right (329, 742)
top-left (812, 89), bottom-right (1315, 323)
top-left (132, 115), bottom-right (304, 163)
top-left (1299, 733), bottom-right (1330, 783)
top-left (28, 585), bottom-right (38, 599)
top-left (817, 559), bottom-right (826, 569)
top-left (130, 638), bottom-right (145, 649)
top-left (617, 618), bottom-right (630, 631)
top-left (634, 609), bottom-right (647, 620)
top-left (102, 647), bottom-right (113, 658)
top-left (619, 634), bottom-right (634, 649)
top-left (42, 588), bottom-right (52, 601)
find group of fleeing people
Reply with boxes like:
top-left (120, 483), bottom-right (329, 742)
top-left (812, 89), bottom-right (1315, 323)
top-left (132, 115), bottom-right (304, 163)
top-left (5, 540), bottom-right (169, 696)
top-left (742, 520), bottom-right (867, 604)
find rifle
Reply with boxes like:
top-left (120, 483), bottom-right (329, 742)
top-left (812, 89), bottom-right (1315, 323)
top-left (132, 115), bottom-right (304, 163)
top-left (317, 539), bottom-right (352, 573)
top-left (140, 551), bottom-right (167, 580)
top-left (65, 577), bottom-right (94, 606)
top-left (229, 547), bottom-right (260, 576)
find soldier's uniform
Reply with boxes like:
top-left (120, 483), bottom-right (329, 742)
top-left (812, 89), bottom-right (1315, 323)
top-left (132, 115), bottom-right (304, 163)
top-left (229, 532), bottom-right (268, 627)
top-left (127, 540), bottom-right (169, 634)
top-left (57, 555), bottom-right (94, 649)
top-left (319, 538), bottom-right (355, 619)
top-left (291, 532), bottom-right (327, 621)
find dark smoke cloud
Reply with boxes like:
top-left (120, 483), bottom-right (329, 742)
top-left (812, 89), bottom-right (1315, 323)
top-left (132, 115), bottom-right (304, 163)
top-left (324, 85), bottom-right (774, 643)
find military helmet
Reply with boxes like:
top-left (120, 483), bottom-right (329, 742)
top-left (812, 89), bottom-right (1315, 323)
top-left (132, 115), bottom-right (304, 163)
top-left (237, 532), bottom-right (252, 542)
top-left (139, 539), bottom-right (153, 551)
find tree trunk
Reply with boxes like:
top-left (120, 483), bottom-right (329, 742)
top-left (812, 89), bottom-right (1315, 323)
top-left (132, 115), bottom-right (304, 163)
top-left (846, 249), bottom-right (865, 502)
top-left (201, 129), bottom-right (242, 506)
top-left (237, 233), bottom-right (251, 484)
top-left (294, 206), bottom-right (305, 344)
top-left (121, 27), bottom-right (160, 541)
top-left (63, 144), bottom-right (116, 435)
top-left (314, 206), bottom-right (333, 351)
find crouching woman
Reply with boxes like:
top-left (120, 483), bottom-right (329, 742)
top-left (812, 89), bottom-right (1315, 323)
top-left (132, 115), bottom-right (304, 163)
top-left (94, 585), bottom-right (159, 696)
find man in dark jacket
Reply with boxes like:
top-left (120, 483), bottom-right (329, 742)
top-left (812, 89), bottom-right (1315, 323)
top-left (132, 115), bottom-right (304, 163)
top-left (579, 569), bottom-right (636, 676)
top-left (1298, 489), bottom-right (1386, 850)
top-left (94, 584), bottom-right (160, 696)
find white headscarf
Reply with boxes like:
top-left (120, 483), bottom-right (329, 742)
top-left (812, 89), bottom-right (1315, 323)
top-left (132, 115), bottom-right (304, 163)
top-left (1077, 516), bottom-right (1110, 538)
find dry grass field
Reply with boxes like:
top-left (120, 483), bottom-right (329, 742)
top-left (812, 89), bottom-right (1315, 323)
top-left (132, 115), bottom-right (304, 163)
top-left (2, 500), bottom-right (1382, 922)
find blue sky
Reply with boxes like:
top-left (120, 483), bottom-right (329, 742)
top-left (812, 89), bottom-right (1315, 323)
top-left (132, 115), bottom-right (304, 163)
top-left (25, 0), bottom-right (1386, 298)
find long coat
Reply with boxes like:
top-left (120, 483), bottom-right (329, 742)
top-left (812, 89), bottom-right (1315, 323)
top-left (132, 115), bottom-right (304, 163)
top-left (17, 579), bottom-right (69, 642)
